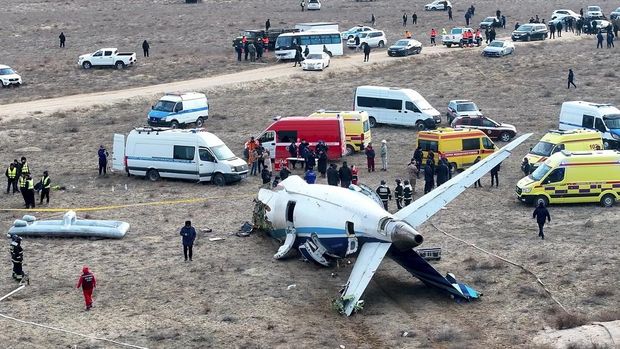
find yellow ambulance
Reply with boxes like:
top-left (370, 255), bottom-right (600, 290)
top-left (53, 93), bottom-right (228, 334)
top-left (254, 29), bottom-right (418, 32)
top-left (417, 128), bottom-right (496, 171)
top-left (516, 150), bottom-right (620, 207)
top-left (524, 129), bottom-right (603, 170)
top-left (308, 110), bottom-right (372, 155)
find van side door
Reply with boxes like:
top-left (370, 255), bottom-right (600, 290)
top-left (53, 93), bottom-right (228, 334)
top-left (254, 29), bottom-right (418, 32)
top-left (259, 131), bottom-right (276, 159)
top-left (172, 145), bottom-right (198, 180)
top-left (405, 101), bottom-right (423, 125)
top-left (198, 147), bottom-right (217, 182)
top-left (541, 167), bottom-right (567, 202)
top-left (103, 50), bottom-right (114, 65)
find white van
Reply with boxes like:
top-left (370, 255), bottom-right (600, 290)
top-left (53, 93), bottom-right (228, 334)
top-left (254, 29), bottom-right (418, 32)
top-left (112, 127), bottom-right (248, 186)
top-left (147, 92), bottom-right (209, 128)
top-left (559, 101), bottom-right (620, 149)
top-left (353, 86), bottom-right (441, 129)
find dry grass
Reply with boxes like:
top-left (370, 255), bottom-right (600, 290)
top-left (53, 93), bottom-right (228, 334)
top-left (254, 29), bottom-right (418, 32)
top-left (554, 313), bottom-right (589, 330)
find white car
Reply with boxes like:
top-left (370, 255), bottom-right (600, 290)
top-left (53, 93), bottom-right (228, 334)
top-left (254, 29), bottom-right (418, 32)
top-left (482, 40), bottom-right (515, 57)
top-left (424, 0), bottom-right (452, 11)
top-left (611, 7), bottom-right (620, 19)
top-left (341, 25), bottom-right (374, 40)
top-left (307, 0), bottom-right (321, 10)
top-left (0, 65), bottom-right (22, 87)
top-left (550, 9), bottom-right (581, 21)
top-left (586, 5), bottom-right (603, 18)
top-left (347, 30), bottom-right (387, 48)
top-left (302, 53), bottom-right (330, 71)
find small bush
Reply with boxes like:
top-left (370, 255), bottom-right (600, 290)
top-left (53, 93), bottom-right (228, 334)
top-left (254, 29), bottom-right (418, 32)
top-left (434, 325), bottom-right (460, 342)
top-left (554, 312), bottom-right (588, 330)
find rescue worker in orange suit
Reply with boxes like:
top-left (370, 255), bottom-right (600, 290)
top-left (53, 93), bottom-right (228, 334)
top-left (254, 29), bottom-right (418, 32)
top-left (76, 266), bottom-right (96, 310)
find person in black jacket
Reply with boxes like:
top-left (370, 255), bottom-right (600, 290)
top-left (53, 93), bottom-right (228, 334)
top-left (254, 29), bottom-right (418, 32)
top-left (521, 158), bottom-right (532, 175)
top-left (317, 150), bottom-right (328, 177)
top-left (376, 180), bottom-right (392, 210)
top-left (327, 164), bottom-right (339, 186)
top-left (294, 45), bottom-right (303, 67)
top-left (279, 166), bottom-right (291, 181)
top-left (338, 161), bottom-right (352, 188)
top-left (403, 180), bottom-right (413, 206)
top-left (394, 179), bottom-right (404, 209)
top-left (363, 43), bottom-right (371, 62)
top-left (265, 19), bottom-right (271, 32)
top-left (436, 161), bottom-right (449, 187)
top-left (180, 221), bottom-right (196, 261)
top-left (473, 156), bottom-right (482, 187)
top-left (142, 40), bottom-right (150, 57)
top-left (490, 163), bottom-right (501, 187)
top-left (9, 234), bottom-right (24, 281)
top-left (305, 150), bottom-right (316, 171)
top-left (424, 160), bottom-right (435, 194)
top-left (532, 202), bottom-right (551, 239)
top-left (261, 167), bottom-right (272, 186)
top-left (59, 32), bottom-right (66, 48)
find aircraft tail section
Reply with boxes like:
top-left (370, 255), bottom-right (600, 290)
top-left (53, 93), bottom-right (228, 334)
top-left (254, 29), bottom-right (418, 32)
top-left (388, 247), bottom-right (480, 301)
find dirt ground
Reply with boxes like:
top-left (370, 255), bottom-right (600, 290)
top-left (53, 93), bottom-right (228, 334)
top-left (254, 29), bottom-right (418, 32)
top-left (1, 0), bottom-right (620, 348)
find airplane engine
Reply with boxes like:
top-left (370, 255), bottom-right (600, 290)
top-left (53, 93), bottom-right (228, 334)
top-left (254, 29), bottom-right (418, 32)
top-left (385, 220), bottom-right (424, 250)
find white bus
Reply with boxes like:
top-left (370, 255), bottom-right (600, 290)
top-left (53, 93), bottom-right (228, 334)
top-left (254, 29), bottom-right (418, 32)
top-left (275, 30), bottom-right (343, 60)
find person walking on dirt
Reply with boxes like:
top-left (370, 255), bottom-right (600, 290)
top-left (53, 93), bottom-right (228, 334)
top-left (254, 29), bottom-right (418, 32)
top-left (567, 69), bottom-right (576, 88)
top-left (465, 11), bottom-right (471, 26)
top-left (293, 45), bottom-right (303, 67)
top-left (424, 160), bottom-right (435, 194)
top-left (556, 21), bottom-right (563, 37)
top-left (606, 31), bottom-right (614, 48)
top-left (76, 266), bottom-right (96, 310)
top-left (363, 42), bottom-right (371, 62)
top-left (18, 173), bottom-right (27, 207)
top-left (403, 180), bottom-right (413, 206)
top-left (394, 179), bottom-right (404, 209)
top-left (98, 145), bottom-right (108, 176)
top-left (39, 170), bottom-right (51, 204)
top-left (549, 22), bottom-right (556, 38)
top-left (380, 140), bottom-right (388, 171)
top-left (490, 163), bottom-right (500, 187)
top-left (9, 234), bottom-right (24, 281)
top-left (412, 12), bottom-right (417, 25)
top-left (436, 160), bottom-right (449, 187)
top-left (25, 174), bottom-right (35, 209)
top-left (235, 42), bottom-right (243, 61)
top-left (596, 30), bottom-right (604, 48)
top-left (402, 13), bottom-right (408, 27)
top-left (501, 15), bottom-right (506, 28)
top-left (327, 163), bottom-right (339, 186)
top-left (407, 160), bottom-right (418, 192)
top-left (59, 32), bottom-right (66, 48)
top-left (300, 0), bottom-right (305, 11)
top-left (473, 156), bottom-right (482, 187)
top-left (142, 40), bottom-right (150, 57)
top-left (304, 45), bottom-right (310, 58)
top-left (376, 180), bottom-right (392, 210)
top-left (448, 7), bottom-right (453, 20)
top-left (180, 220), bottom-right (196, 262)
top-left (532, 202), bottom-right (551, 239)
top-left (430, 28), bottom-right (437, 46)
top-left (371, 14), bottom-right (376, 27)
top-left (338, 161), bottom-right (352, 188)
top-left (248, 42), bottom-right (256, 62)
top-left (365, 142), bottom-right (375, 172)
top-left (354, 35), bottom-right (361, 51)
top-left (265, 19), bottom-right (271, 32)
top-left (5, 162), bottom-right (18, 194)
top-left (351, 165), bottom-right (359, 185)
top-left (521, 158), bottom-right (531, 175)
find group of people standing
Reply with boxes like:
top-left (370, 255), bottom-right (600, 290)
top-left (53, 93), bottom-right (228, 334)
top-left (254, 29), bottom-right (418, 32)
top-left (5, 157), bottom-right (51, 208)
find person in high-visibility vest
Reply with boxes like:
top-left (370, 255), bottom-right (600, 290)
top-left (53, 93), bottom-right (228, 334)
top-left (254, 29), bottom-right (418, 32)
top-left (18, 173), bottom-right (28, 207)
top-left (25, 174), bottom-right (35, 209)
top-left (40, 170), bottom-right (51, 204)
top-left (5, 163), bottom-right (18, 194)
top-left (20, 157), bottom-right (30, 176)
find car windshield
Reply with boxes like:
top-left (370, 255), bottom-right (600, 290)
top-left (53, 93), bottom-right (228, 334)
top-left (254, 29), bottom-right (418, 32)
top-left (489, 41), bottom-right (504, 47)
top-left (211, 144), bottom-right (236, 161)
top-left (0, 68), bottom-right (16, 75)
top-left (517, 25), bottom-right (534, 31)
top-left (393, 40), bottom-right (409, 46)
top-left (588, 6), bottom-right (600, 11)
top-left (457, 102), bottom-right (478, 111)
top-left (530, 164), bottom-right (551, 181)
top-left (603, 115), bottom-right (620, 129)
top-left (530, 141), bottom-right (554, 156)
top-left (153, 100), bottom-right (176, 112)
top-left (306, 54), bottom-right (322, 60)
top-left (451, 28), bottom-right (463, 34)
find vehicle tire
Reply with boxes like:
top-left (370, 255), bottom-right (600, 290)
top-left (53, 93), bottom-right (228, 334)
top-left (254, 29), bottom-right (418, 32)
top-left (346, 145), bottom-right (355, 156)
top-left (146, 169), bottom-right (160, 182)
top-left (378, 41), bottom-right (385, 48)
top-left (170, 120), bottom-right (179, 129)
top-left (416, 47), bottom-right (422, 54)
top-left (82, 61), bottom-right (92, 69)
top-left (115, 61), bottom-right (125, 70)
top-left (447, 43), bottom-right (452, 48)
top-left (369, 117), bottom-right (377, 128)
top-left (212, 173), bottom-right (226, 186)
top-left (603, 140), bottom-right (610, 149)
top-left (535, 195), bottom-right (549, 207)
top-left (499, 132), bottom-right (512, 142)
top-left (431, 7), bottom-right (436, 11)
top-left (415, 121), bottom-right (426, 131)
top-left (600, 194), bottom-right (615, 207)
top-left (195, 117), bottom-right (204, 128)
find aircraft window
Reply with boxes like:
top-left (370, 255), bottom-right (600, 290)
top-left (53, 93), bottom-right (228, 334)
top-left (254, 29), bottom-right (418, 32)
top-left (346, 221), bottom-right (355, 236)
top-left (286, 201), bottom-right (296, 223)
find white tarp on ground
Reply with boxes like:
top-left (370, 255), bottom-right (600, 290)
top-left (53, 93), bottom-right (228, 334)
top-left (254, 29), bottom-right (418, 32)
top-left (532, 320), bottom-right (620, 348)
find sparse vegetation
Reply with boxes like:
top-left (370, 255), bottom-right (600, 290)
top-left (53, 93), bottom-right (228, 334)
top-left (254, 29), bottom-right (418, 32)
top-left (554, 313), bottom-right (589, 330)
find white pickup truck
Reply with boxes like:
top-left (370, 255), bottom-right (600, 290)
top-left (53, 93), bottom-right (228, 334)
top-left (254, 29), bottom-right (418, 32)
top-left (78, 48), bottom-right (137, 69)
top-left (441, 27), bottom-right (481, 48)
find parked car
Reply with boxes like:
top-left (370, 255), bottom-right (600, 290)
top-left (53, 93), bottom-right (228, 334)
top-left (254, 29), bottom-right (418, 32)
top-left (347, 30), bottom-right (386, 48)
top-left (148, 92), bottom-right (209, 128)
top-left (611, 7), bottom-right (620, 19)
top-left (232, 28), bottom-right (297, 50)
top-left (451, 115), bottom-right (517, 142)
top-left (550, 9), bottom-right (581, 21)
top-left (424, 0), bottom-right (452, 11)
top-left (447, 100), bottom-right (482, 124)
top-left (387, 39), bottom-right (422, 56)
top-left (442, 27), bottom-right (481, 47)
top-left (341, 25), bottom-right (374, 40)
top-left (482, 40), bottom-right (515, 57)
top-left (78, 48), bottom-right (137, 69)
top-left (586, 5), bottom-right (604, 18)
top-left (511, 23), bottom-right (548, 41)
top-left (583, 19), bottom-right (612, 33)
top-left (307, 0), bottom-right (321, 10)
top-left (479, 16), bottom-right (501, 29)
top-left (302, 53), bottom-right (330, 71)
top-left (0, 65), bottom-right (22, 87)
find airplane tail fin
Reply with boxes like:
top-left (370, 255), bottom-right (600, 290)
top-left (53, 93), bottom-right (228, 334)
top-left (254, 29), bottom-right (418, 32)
top-left (388, 246), bottom-right (480, 301)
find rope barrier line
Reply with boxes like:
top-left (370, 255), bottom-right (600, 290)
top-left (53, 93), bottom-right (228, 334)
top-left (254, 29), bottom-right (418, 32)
top-left (429, 222), bottom-right (569, 314)
top-left (0, 194), bottom-right (254, 213)
top-left (0, 286), bottom-right (149, 349)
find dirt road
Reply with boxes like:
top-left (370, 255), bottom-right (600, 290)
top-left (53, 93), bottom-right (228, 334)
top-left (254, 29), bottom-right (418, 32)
top-left (0, 35), bottom-right (581, 121)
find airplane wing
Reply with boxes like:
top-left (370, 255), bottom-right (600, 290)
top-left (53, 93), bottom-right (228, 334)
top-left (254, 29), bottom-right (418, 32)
top-left (393, 133), bottom-right (532, 228)
top-left (339, 242), bottom-right (392, 316)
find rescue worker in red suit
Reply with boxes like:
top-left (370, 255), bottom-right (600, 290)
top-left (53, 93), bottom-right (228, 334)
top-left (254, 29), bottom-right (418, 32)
top-left (76, 266), bottom-right (96, 310)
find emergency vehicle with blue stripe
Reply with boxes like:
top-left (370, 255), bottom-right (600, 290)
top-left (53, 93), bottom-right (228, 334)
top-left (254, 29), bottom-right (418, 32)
top-left (516, 150), bottom-right (620, 207)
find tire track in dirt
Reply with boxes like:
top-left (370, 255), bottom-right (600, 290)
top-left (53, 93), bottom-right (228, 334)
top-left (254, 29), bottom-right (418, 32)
top-left (0, 35), bottom-right (583, 122)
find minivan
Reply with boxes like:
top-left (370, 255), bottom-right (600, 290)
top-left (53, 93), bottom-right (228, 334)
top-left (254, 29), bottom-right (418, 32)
top-left (354, 86), bottom-right (441, 129)
top-left (148, 92), bottom-right (209, 128)
top-left (511, 23), bottom-right (548, 41)
top-left (559, 101), bottom-right (620, 149)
